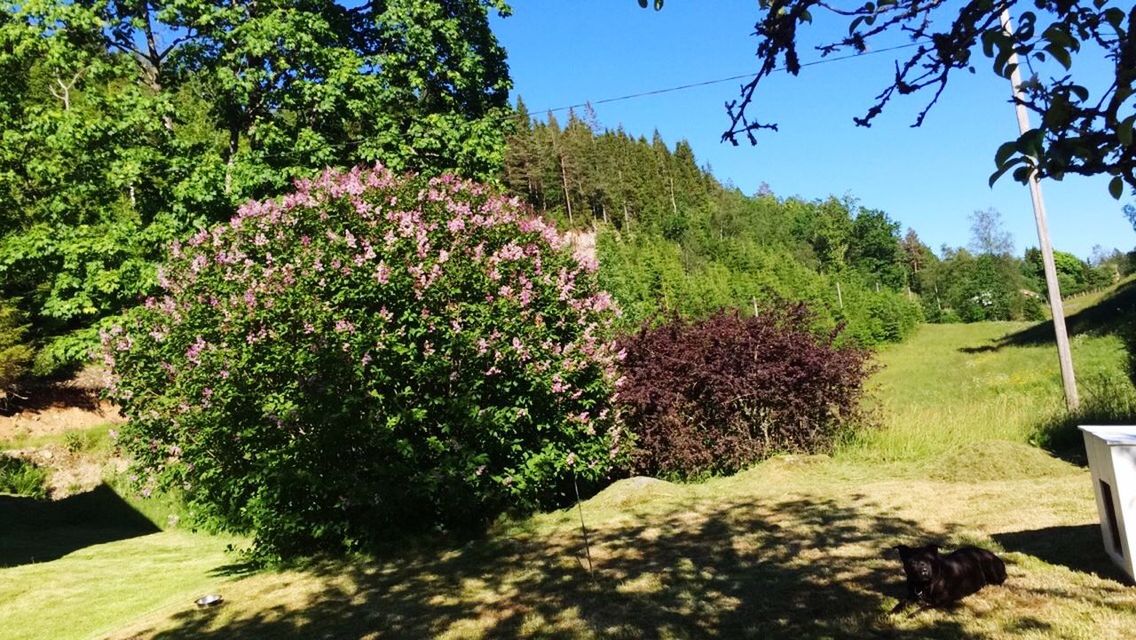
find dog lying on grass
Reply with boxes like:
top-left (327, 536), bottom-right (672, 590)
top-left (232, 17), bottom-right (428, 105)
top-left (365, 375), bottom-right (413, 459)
top-left (891, 543), bottom-right (1006, 612)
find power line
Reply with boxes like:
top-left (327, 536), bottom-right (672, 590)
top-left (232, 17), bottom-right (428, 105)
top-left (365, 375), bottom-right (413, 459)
top-left (249, 40), bottom-right (930, 159)
top-left (528, 40), bottom-right (928, 118)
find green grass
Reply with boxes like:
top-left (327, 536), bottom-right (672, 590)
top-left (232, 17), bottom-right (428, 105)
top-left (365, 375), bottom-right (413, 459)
top-left (102, 461), bottom-right (1132, 640)
top-left (4, 282), bottom-right (1136, 639)
top-left (841, 322), bottom-right (1135, 466)
top-left (0, 420), bottom-right (119, 452)
top-left (0, 529), bottom-right (238, 640)
top-left (0, 453), bottom-right (49, 498)
top-left (843, 276), bottom-right (1136, 468)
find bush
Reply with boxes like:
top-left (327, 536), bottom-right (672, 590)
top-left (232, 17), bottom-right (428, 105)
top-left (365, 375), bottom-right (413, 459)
top-left (108, 165), bottom-right (628, 560)
top-left (1030, 372), bottom-right (1136, 465)
top-left (0, 299), bottom-right (33, 398)
top-left (832, 279), bottom-right (923, 347)
top-left (616, 307), bottom-right (873, 479)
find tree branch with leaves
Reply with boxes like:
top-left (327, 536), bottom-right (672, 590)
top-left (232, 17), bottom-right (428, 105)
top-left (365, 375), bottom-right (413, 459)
top-left (643, 0), bottom-right (1135, 198)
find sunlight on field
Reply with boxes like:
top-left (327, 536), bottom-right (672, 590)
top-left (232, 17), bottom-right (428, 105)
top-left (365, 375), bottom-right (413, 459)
top-left (0, 531), bottom-right (236, 640)
top-left (842, 321), bottom-right (1135, 466)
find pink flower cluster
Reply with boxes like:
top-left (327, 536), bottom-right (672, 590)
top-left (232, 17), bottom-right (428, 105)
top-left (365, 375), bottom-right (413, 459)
top-left (113, 163), bottom-right (629, 490)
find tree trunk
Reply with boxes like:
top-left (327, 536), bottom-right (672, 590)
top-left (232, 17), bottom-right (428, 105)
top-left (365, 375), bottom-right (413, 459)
top-left (225, 126), bottom-right (240, 195)
top-left (559, 153), bottom-right (573, 225)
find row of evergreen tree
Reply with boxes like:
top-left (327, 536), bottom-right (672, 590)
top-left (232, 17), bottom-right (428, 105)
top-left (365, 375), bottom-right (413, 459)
top-left (501, 104), bottom-right (1132, 342)
top-left (503, 99), bottom-right (714, 234)
top-left (501, 103), bottom-right (924, 345)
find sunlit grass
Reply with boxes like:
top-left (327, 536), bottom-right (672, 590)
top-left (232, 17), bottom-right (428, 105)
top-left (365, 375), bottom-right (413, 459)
top-left (0, 530), bottom-right (238, 640)
top-left (841, 321), bottom-right (1136, 467)
top-left (0, 421), bottom-right (119, 451)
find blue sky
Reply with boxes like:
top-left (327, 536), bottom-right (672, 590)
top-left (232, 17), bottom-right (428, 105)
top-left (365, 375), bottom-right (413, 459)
top-left (490, 1), bottom-right (1135, 260)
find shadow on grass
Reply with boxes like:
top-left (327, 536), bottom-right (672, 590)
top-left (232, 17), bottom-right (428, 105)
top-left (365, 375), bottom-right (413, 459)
top-left (139, 494), bottom-right (983, 639)
top-left (0, 382), bottom-right (104, 416)
top-left (957, 279), bottom-right (1136, 356)
top-left (994, 524), bottom-right (1131, 584)
top-left (0, 483), bottom-right (160, 567)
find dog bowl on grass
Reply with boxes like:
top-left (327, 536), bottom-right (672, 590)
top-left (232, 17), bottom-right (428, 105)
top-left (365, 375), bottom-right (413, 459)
top-left (195, 594), bottom-right (224, 608)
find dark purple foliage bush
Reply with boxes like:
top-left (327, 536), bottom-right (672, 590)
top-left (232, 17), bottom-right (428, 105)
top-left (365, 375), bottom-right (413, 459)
top-left (616, 306), bottom-right (873, 479)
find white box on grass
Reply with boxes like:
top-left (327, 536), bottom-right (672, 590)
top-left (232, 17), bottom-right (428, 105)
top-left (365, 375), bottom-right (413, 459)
top-left (1079, 425), bottom-right (1136, 583)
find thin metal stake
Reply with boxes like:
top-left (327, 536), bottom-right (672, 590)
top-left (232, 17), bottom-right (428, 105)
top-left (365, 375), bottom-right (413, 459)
top-left (573, 472), bottom-right (595, 580)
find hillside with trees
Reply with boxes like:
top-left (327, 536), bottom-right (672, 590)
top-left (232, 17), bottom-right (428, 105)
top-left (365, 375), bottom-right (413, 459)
top-left (500, 103), bottom-right (1133, 338)
top-left (502, 102), bottom-right (921, 345)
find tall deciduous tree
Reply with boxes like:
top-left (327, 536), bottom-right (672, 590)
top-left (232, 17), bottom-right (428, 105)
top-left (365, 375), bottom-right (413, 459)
top-left (0, 0), bottom-right (513, 373)
top-left (848, 208), bottom-right (906, 289)
top-left (969, 207), bottom-right (1016, 257)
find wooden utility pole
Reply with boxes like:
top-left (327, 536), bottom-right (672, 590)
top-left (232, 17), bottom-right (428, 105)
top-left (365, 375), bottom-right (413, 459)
top-left (1001, 9), bottom-right (1079, 410)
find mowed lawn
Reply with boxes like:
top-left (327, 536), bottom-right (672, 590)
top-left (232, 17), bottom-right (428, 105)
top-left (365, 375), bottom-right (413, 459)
top-left (4, 300), bottom-right (1136, 639)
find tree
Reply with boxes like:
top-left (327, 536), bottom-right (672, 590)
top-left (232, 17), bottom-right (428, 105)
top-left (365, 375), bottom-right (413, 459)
top-left (847, 208), bottom-right (906, 289)
top-left (969, 208), bottom-right (1015, 257)
top-left (901, 228), bottom-right (939, 293)
top-left (641, 1), bottom-right (1136, 198)
top-left (503, 96), bottom-right (544, 206)
top-left (0, 0), bottom-right (513, 373)
top-left (0, 299), bottom-right (32, 397)
top-left (1024, 246), bottom-right (1101, 295)
top-left (792, 196), bottom-right (854, 273)
top-left (0, 1), bottom-right (180, 372)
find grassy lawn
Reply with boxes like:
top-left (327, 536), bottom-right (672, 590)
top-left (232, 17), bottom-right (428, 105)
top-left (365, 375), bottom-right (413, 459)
top-left (4, 284), bottom-right (1136, 639)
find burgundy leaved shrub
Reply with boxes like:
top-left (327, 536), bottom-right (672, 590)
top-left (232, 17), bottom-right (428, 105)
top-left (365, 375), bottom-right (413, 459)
top-left (616, 306), bottom-right (873, 479)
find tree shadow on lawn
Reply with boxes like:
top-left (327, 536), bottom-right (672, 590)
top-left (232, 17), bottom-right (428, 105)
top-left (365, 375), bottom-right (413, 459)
top-left (994, 524), bottom-right (1131, 584)
top-left (957, 279), bottom-right (1136, 356)
top-left (143, 494), bottom-right (983, 639)
top-left (0, 483), bottom-right (159, 567)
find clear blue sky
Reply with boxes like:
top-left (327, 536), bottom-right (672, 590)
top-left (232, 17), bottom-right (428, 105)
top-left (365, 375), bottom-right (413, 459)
top-left (490, 1), bottom-right (1135, 260)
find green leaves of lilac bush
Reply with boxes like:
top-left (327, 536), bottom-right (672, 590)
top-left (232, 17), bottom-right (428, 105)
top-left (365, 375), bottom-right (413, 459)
top-left (108, 166), bottom-right (628, 559)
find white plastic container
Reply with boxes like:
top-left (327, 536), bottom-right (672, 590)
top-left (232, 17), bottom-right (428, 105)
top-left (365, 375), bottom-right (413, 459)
top-left (1079, 425), bottom-right (1136, 582)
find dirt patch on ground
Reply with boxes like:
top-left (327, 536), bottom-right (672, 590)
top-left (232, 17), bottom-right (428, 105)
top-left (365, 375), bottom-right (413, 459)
top-left (1, 367), bottom-right (124, 440)
top-left (5, 445), bottom-right (129, 498)
top-left (0, 400), bottom-right (123, 439)
top-left (1, 368), bottom-right (127, 497)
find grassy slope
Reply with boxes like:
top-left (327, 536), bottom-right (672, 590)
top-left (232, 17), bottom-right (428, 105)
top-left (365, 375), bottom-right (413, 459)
top-left (4, 284), bottom-right (1136, 639)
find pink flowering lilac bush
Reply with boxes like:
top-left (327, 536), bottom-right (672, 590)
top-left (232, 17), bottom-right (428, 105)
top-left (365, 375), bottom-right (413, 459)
top-left (107, 165), bottom-right (628, 559)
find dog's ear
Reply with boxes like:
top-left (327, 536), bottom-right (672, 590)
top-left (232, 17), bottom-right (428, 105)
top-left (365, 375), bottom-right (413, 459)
top-left (893, 544), bottom-right (910, 558)
top-left (926, 544), bottom-right (940, 556)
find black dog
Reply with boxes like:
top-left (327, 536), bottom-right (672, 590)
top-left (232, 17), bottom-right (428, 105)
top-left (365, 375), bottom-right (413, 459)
top-left (892, 543), bottom-right (1006, 612)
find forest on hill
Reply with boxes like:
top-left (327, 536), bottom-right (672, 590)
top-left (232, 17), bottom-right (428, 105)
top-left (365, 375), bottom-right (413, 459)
top-left (500, 102), bottom-right (1133, 341)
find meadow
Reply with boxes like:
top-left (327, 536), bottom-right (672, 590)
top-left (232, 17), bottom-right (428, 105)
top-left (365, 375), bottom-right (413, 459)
top-left (3, 283), bottom-right (1136, 639)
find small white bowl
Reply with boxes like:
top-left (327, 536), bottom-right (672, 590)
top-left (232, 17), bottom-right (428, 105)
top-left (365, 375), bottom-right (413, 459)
top-left (195, 594), bottom-right (224, 607)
